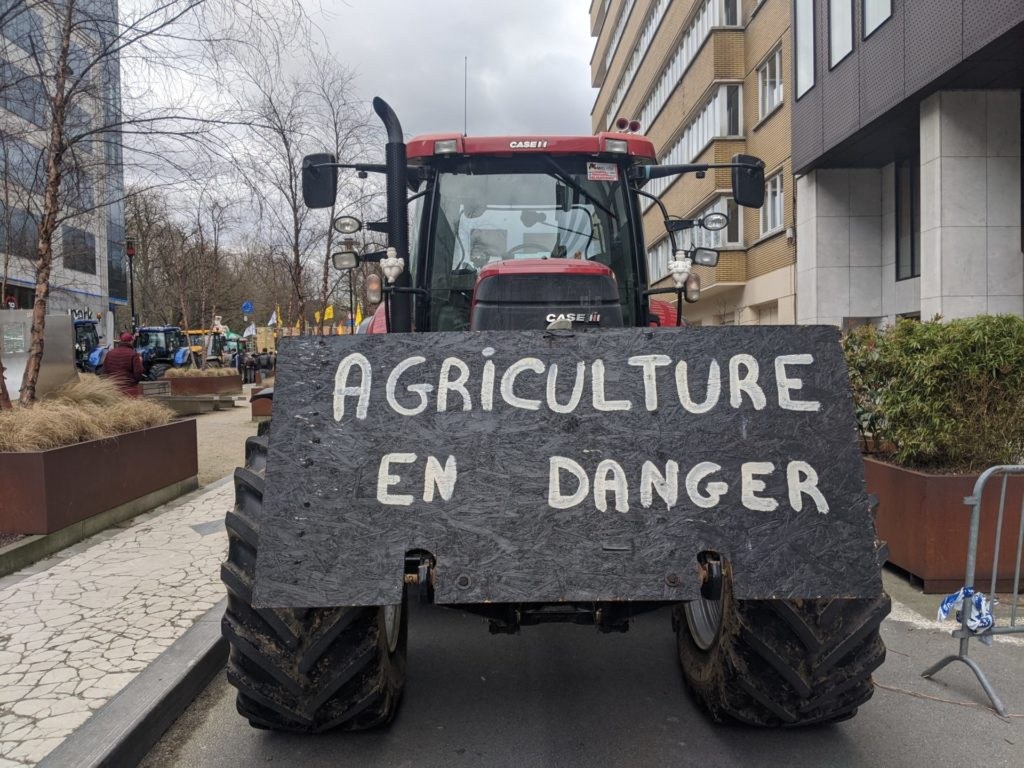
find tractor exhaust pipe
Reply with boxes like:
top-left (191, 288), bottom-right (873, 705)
top-left (373, 97), bottom-right (412, 333)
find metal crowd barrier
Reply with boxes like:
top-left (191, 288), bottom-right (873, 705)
top-left (921, 465), bottom-right (1024, 716)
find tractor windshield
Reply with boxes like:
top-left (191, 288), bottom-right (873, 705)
top-left (136, 330), bottom-right (183, 354)
top-left (423, 160), bottom-right (638, 331)
top-left (74, 323), bottom-right (99, 352)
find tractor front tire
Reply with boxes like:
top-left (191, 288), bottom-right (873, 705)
top-left (675, 568), bottom-right (889, 727)
top-left (148, 363), bottom-right (170, 381)
top-left (220, 428), bottom-right (407, 732)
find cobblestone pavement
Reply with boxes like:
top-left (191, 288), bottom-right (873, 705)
top-left (0, 481), bottom-right (233, 767)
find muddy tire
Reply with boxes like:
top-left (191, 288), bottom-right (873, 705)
top-left (148, 363), bottom-right (170, 381)
top-left (220, 429), bottom-right (407, 733)
top-left (675, 569), bottom-right (889, 727)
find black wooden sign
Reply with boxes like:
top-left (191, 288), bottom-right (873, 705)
top-left (253, 326), bottom-right (883, 608)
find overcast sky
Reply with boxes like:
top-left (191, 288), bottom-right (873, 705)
top-left (306, 0), bottom-right (597, 138)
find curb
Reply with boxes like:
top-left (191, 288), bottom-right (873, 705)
top-left (38, 597), bottom-right (228, 768)
top-left (0, 475), bottom-right (233, 581)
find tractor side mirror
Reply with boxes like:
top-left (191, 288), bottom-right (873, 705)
top-left (332, 251), bottom-right (359, 270)
top-left (302, 153), bottom-right (339, 209)
top-left (731, 154), bottom-right (765, 208)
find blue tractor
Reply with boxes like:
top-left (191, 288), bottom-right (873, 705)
top-left (134, 325), bottom-right (191, 380)
top-left (73, 318), bottom-right (108, 373)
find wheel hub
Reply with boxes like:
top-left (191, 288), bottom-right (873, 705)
top-left (683, 594), bottom-right (723, 651)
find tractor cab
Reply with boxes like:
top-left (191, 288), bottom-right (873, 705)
top-left (305, 98), bottom-right (764, 335)
top-left (187, 328), bottom-right (227, 367)
top-left (72, 319), bottom-right (104, 372)
top-left (407, 148), bottom-right (646, 333)
top-left (135, 325), bottom-right (190, 379)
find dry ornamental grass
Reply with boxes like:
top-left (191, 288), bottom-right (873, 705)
top-left (0, 375), bottom-right (173, 453)
top-left (163, 367), bottom-right (240, 378)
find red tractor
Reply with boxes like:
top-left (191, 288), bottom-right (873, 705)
top-left (221, 98), bottom-right (889, 733)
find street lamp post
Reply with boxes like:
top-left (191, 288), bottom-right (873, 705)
top-left (348, 268), bottom-right (356, 334)
top-left (125, 237), bottom-right (137, 331)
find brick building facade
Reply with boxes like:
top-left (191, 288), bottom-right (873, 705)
top-left (590, 0), bottom-right (796, 326)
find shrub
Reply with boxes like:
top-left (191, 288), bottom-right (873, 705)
top-left (843, 315), bottom-right (1024, 473)
top-left (0, 375), bottom-right (173, 452)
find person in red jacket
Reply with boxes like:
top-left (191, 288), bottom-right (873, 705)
top-left (100, 332), bottom-right (144, 392)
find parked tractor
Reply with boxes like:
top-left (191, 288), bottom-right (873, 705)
top-left (186, 328), bottom-right (227, 368)
top-left (72, 318), bottom-right (107, 373)
top-left (221, 98), bottom-right (889, 733)
top-left (134, 325), bottom-right (190, 380)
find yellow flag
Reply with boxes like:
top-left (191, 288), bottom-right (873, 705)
top-left (354, 303), bottom-right (363, 326)
top-left (324, 304), bottom-right (334, 321)
top-left (314, 309), bottom-right (321, 323)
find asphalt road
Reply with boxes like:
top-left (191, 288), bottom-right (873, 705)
top-left (141, 598), bottom-right (1024, 768)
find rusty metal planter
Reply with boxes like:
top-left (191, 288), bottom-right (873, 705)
top-left (167, 374), bottom-right (242, 396)
top-left (0, 420), bottom-right (198, 534)
top-left (250, 387), bottom-right (272, 421)
top-left (865, 457), bottom-right (1024, 594)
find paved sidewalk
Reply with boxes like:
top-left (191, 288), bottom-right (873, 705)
top-left (0, 481), bottom-right (233, 767)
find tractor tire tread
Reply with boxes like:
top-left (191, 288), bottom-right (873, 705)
top-left (677, 582), bottom-right (890, 727)
top-left (220, 421), bottom-right (405, 733)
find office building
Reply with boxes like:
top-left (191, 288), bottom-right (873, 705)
top-left (1, 0), bottom-right (127, 340)
top-left (792, 0), bottom-right (1023, 324)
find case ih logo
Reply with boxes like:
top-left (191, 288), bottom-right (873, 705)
top-left (509, 140), bottom-right (549, 149)
top-left (546, 312), bottom-right (600, 323)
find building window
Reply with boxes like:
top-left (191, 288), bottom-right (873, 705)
top-left (757, 302), bottom-right (779, 325)
top-left (633, 0), bottom-right (734, 131)
top-left (758, 47), bottom-right (783, 120)
top-left (643, 85), bottom-right (742, 205)
top-left (726, 84), bottom-right (740, 135)
top-left (62, 225), bottom-right (97, 275)
top-left (603, 0), bottom-right (636, 75)
top-left (107, 220), bottom-right (128, 302)
top-left (0, 133), bottom-right (44, 195)
top-left (1, 4), bottom-right (44, 51)
top-left (0, 62), bottom-right (49, 128)
top-left (0, 203), bottom-right (39, 261)
top-left (760, 173), bottom-right (784, 236)
top-left (647, 237), bottom-right (673, 281)
top-left (896, 159), bottom-right (920, 280)
top-left (794, 0), bottom-right (815, 97)
top-left (723, 0), bottom-right (739, 25)
top-left (829, 0), bottom-right (853, 67)
top-left (863, 0), bottom-right (891, 37)
top-left (726, 198), bottom-right (741, 244)
top-left (602, 0), bottom-right (670, 130)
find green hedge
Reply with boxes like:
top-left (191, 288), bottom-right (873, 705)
top-left (843, 315), bottom-right (1024, 473)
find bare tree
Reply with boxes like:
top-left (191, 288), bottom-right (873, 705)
top-left (7, 0), bottom-right (305, 403)
top-left (231, 44), bottom-right (383, 336)
top-left (306, 54), bottom-right (380, 335)
top-left (123, 182), bottom-right (313, 341)
top-left (232, 50), bottom-right (317, 333)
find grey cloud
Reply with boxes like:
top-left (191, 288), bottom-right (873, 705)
top-left (308, 0), bottom-right (596, 138)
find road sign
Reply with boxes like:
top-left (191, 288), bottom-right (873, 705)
top-left (241, 301), bottom-right (254, 314)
